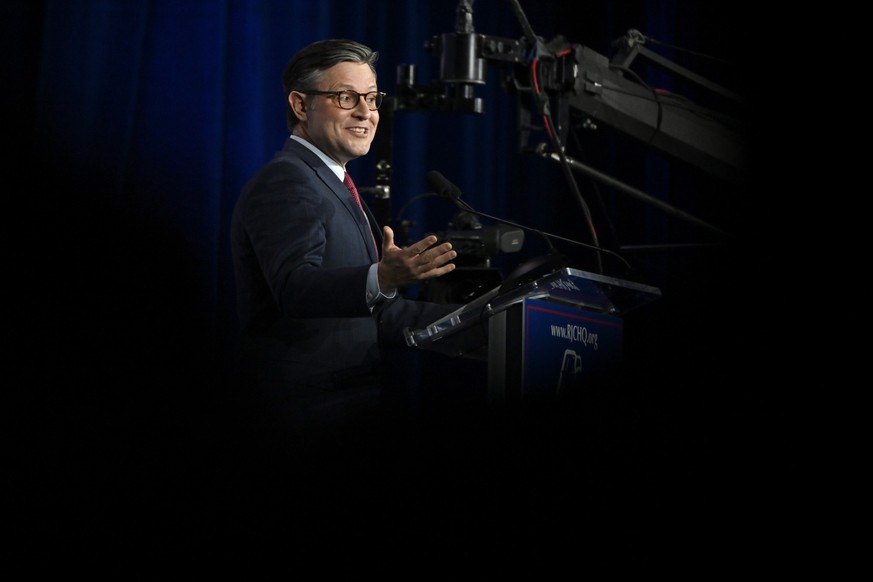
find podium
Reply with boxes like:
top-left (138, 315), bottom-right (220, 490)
top-left (404, 267), bottom-right (662, 401)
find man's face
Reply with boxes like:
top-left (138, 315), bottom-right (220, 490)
top-left (291, 61), bottom-right (379, 167)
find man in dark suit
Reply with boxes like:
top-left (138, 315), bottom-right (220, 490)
top-left (230, 39), bottom-right (460, 441)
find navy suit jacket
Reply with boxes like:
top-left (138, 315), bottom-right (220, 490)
top-left (231, 138), bottom-right (458, 397)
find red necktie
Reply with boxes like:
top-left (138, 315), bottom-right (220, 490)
top-left (343, 172), bottom-right (379, 255)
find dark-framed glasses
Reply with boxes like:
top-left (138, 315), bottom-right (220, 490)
top-left (301, 89), bottom-right (386, 110)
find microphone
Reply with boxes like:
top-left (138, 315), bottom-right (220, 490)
top-left (426, 170), bottom-right (462, 204)
top-left (427, 172), bottom-right (524, 257)
top-left (425, 170), bottom-right (632, 274)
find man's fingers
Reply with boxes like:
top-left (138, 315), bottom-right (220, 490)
top-left (382, 225), bottom-right (394, 247)
top-left (410, 235), bottom-right (440, 255)
top-left (417, 241), bottom-right (452, 258)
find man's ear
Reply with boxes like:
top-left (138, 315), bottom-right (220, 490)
top-left (289, 91), bottom-right (307, 118)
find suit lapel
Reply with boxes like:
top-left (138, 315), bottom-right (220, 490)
top-left (284, 139), bottom-right (381, 261)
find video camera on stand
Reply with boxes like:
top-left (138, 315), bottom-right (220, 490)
top-left (422, 209), bottom-right (524, 304)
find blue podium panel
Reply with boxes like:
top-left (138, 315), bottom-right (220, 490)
top-left (403, 266), bottom-right (661, 400)
top-left (521, 297), bottom-right (623, 396)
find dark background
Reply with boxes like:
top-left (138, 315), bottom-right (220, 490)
top-left (4, 0), bottom-right (791, 574)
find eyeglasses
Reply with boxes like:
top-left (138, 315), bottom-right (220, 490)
top-left (300, 89), bottom-right (386, 111)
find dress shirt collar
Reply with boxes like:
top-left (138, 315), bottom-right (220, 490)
top-left (289, 134), bottom-right (344, 182)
